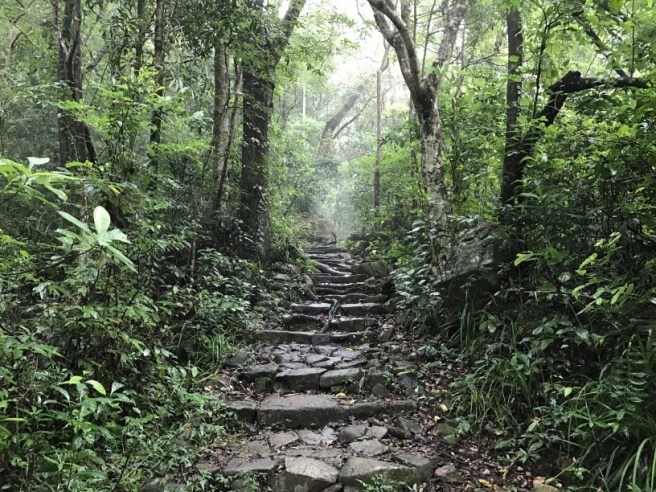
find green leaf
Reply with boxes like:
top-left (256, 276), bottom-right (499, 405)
top-left (93, 206), bottom-right (111, 236)
top-left (27, 157), bottom-right (49, 168)
top-left (110, 382), bottom-right (125, 395)
top-left (62, 376), bottom-right (83, 385)
top-left (44, 185), bottom-right (67, 201)
top-left (608, 0), bottom-right (623, 13)
top-left (514, 253), bottom-right (534, 266)
top-left (87, 380), bottom-right (106, 396)
top-left (59, 211), bottom-right (90, 233)
top-left (106, 245), bottom-right (136, 272)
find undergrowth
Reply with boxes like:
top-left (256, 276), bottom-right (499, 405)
top-left (0, 158), bottom-right (262, 490)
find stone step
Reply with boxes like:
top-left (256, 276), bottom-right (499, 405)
top-left (281, 313), bottom-right (323, 326)
top-left (291, 302), bottom-right (333, 315)
top-left (328, 317), bottom-right (378, 332)
top-left (226, 393), bottom-right (416, 429)
top-left (324, 293), bottom-right (386, 304)
top-left (307, 247), bottom-right (344, 255)
top-left (341, 303), bottom-right (385, 316)
top-left (210, 422), bottom-right (434, 491)
top-left (314, 274), bottom-right (369, 285)
top-left (315, 284), bottom-right (380, 296)
top-left (256, 330), bottom-right (373, 346)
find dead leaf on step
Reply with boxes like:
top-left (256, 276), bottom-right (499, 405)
top-left (335, 392), bottom-right (347, 398)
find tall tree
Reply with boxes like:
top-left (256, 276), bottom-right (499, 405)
top-left (366, 0), bottom-right (469, 264)
top-left (501, 6), bottom-right (524, 208)
top-left (52, 0), bottom-right (96, 165)
top-left (238, 0), bottom-right (307, 261)
top-left (374, 46), bottom-right (390, 212)
top-left (149, 0), bottom-right (165, 173)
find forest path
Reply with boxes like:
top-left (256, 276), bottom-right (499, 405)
top-left (203, 244), bottom-right (447, 491)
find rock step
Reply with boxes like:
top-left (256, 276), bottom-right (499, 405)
top-left (307, 247), bottom-right (344, 255)
top-left (316, 284), bottom-right (380, 295)
top-left (313, 258), bottom-right (353, 268)
top-left (226, 394), bottom-right (416, 429)
top-left (281, 315), bottom-right (377, 332)
top-left (341, 303), bottom-right (385, 316)
top-left (219, 455), bottom-right (432, 492)
top-left (256, 329), bottom-right (373, 346)
top-left (211, 419), bottom-right (433, 491)
top-left (237, 365), bottom-right (395, 395)
top-left (314, 274), bottom-right (369, 285)
top-left (291, 302), bottom-right (333, 315)
top-left (323, 293), bottom-right (386, 304)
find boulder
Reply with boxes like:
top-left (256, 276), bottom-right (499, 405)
top-left (270, 457), bottom-right (339, 492)
top-left (354, 261), bottom-right (389, 279)
top-left (437, 222), bottom-right (504, 308)
top-left (349, 439), bottom-right (388, 457)
top-left (339, 424), bottom-right (368, 443)
top-left (223, 457), bottom-right (279, 475)
top-left (338, 457), bottom-right (424, 487)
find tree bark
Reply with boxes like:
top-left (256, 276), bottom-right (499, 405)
top-left (211, 42), bottom-right (230, 211)
top-left (501, 8), bottom-right (524, 207)
top-left (374, 68), bottom-right (382, 211)
top-left (52, 0), bottom-right (96, 166)
top-left (238, 0), bottom-right (307, 262)
top-left (133, 0), bottom-right (146, 76)
top-left (367, 0), bottom-right (469, 264)
top-left (374, 46), bottom-right (390, 212)
top-left (149, 0), bottom-right (165, 173)
top-left (215, 59), bottom-right (241, 211)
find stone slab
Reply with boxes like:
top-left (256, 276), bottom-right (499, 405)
top-left (270, 457), bottom-right (339, 492)
top-left (320, 368), bottom-right (363, 388)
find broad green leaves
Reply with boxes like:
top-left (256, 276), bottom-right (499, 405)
top-left (58, 206), bottom-right (135, 272)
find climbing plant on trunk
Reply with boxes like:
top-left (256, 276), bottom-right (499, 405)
top-left (238, 0), bottom-right (307, 262)
top-left (366, 0), bottom-right (469, 265)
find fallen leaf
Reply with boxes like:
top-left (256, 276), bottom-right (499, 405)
top-left (479, 478), bottom-right (493, 488)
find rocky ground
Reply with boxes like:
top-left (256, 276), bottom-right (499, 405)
top-left (200, 245), bottom-right (547, 492)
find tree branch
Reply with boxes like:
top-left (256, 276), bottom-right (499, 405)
top-left (275, 0), bottom-right (307, 53)
top-left (368, 0), bottom-right (421, 95)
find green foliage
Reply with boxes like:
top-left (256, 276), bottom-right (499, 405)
top-left (0, 153), bottom-right (259, 489)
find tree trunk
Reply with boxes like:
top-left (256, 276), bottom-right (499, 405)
top-left (237, 0), bottom-right (307, 262)
top-left (239, 65), bottom-right (274, 261)
top-left (133, 0), bottom-right (146, 76)
top-left (374, 69), bottom-right (382, 211)
top-left (211, 42), bottom-right (230, 211)
top-left (420, 108), bottom-right (451, 263)
top-left (501, 8), bottom-right (524, 207)
top-left (149, 0), bottom-right (165, 173)
top-left (214, 60), bottom-right (241, 212)
top-left (53, 0), bottom-right (96, 166)
top-left (367, 0), bottom-right (469, 265)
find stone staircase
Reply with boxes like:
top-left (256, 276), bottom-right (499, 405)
top-left (209, 245), bottom-right (435, 491)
